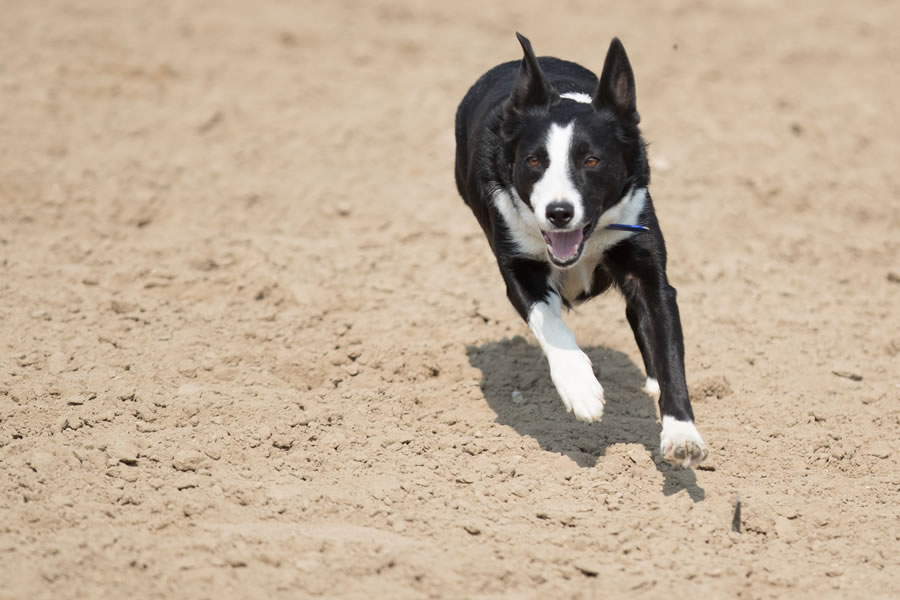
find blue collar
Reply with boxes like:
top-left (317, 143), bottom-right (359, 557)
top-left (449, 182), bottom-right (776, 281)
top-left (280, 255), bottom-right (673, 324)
top-left (605, 224), bottom-right (649, 232)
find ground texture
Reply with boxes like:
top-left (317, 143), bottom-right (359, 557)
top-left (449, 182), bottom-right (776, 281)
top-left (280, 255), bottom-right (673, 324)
top-left (1, 1), bottom-right (898, 598)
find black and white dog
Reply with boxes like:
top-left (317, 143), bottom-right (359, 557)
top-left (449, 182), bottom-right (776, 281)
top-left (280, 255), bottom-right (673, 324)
top-left (454, 34), bottom-right (708, 468)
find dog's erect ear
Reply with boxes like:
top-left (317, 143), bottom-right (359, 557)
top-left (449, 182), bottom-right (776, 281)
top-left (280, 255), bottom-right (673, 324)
top-left (593, 38), bottom-right (638, 122)
top-left (508, 33), bottom-right (553, 111)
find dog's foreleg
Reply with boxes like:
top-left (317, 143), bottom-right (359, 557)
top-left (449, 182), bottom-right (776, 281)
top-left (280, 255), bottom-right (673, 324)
top-left (611, 246), bottom-right (708, 467)
top-left (528, 295), bottom-right (605, 422)
top-left (501, 259), bottom-right (605, 422)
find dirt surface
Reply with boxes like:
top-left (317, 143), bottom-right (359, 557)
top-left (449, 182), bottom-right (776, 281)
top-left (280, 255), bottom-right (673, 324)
top-left (1, 1), bottom-right (898, 598)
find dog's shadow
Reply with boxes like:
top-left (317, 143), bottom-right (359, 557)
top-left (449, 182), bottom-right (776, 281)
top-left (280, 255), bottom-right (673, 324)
top-left (466, 336), bottom-right (704, 501)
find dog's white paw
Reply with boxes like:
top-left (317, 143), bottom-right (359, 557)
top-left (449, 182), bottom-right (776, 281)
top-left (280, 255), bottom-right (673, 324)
top-left (548, 351), bottom-right (605, 422)
top-left (660, 416), bottom-right (708, 468)
top-left (644, 377), bottom-right (660, 396)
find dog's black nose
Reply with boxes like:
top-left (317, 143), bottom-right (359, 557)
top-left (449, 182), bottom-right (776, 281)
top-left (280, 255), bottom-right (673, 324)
top-left (546, 202), bottom-right (574, 227)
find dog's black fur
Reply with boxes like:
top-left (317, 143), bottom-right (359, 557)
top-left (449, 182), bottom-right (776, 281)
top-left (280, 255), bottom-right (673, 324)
top-left (454, 34), bottom-right (706, 466)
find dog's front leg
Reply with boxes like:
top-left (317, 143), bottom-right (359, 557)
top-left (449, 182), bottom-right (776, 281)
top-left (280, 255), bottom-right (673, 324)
top-left (644, 284), bottom-right (708, 467)
top-left (500, 259), bottom-right (605, 422)
top-left (610, 247), bottom-right (708, 467)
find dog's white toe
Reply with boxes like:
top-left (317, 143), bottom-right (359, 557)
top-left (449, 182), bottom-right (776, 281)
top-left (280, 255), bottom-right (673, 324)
top-left (644, 376), bottom-right (660, 396)
top-left (549, 351), bottom-right (605, 422)
top-left (660, 416), bottom-right (708, 468)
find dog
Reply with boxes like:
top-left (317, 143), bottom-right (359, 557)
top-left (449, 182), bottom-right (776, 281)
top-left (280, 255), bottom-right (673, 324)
top-left (454, 34), bottom-right (708, 468)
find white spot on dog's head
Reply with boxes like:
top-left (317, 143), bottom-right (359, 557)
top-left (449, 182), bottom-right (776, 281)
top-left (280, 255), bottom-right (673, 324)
top-left (531, 122), bottom-right (583, 232)
top-left (559, 92), bottom-right (592, 104)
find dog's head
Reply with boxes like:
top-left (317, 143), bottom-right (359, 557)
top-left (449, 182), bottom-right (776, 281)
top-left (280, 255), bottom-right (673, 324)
top-left (502, 34), bottom-right (648, 268)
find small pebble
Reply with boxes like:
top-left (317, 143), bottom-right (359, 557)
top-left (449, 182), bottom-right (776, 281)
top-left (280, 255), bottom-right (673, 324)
top-left (832, 370), bottom-right (862, 382)
top-left (575, 560), bottom-right (601, 577)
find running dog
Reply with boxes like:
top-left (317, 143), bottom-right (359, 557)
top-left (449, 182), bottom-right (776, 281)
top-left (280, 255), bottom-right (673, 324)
top-left (454, 34), bottom-right (708, 467)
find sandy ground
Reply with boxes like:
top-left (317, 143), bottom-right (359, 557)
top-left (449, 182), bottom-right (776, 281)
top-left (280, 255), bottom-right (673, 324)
top-left (1, 0), bottom-right (898, 598)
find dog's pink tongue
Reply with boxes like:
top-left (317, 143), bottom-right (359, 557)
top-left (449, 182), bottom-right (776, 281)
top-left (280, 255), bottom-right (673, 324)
top-left (546, 229), bottom-right (583, 259)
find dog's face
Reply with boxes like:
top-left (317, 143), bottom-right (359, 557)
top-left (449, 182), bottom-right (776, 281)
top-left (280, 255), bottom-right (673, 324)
top-left (503, 35), bottom-right (643, 268)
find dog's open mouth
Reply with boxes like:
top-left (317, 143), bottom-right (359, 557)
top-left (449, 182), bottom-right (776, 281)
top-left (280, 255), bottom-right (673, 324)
top-left (542, 223), bottom-right (594, 267)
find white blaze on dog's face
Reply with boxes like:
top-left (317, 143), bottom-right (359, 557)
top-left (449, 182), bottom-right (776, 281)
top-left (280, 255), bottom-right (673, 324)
top-left (529, 122), bottom-right (585, 257)
top-left (529, 123), bottom-right (582, 233)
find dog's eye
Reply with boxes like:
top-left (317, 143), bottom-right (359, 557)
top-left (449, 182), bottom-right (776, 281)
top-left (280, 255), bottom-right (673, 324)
top-left (526, 155), bottom-right (540, 167)
top-left (584, 156), bottom-right (600, 168)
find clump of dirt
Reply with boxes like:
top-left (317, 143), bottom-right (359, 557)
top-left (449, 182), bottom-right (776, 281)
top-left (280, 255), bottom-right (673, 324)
top-left (690, 375), bottom-right (733, 401)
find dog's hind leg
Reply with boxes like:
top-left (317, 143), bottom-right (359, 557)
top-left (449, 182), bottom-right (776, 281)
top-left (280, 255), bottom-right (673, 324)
top-left (625, 301), bottom-right (660, 396)
top-left (500, 258), bottom-right (605, 423)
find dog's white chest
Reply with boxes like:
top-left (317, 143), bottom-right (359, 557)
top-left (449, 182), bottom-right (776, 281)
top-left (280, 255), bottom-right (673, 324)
top-left (552, 261), bottom-right (595, 303)
top-left (550, 227), bottom-right (634, 303)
